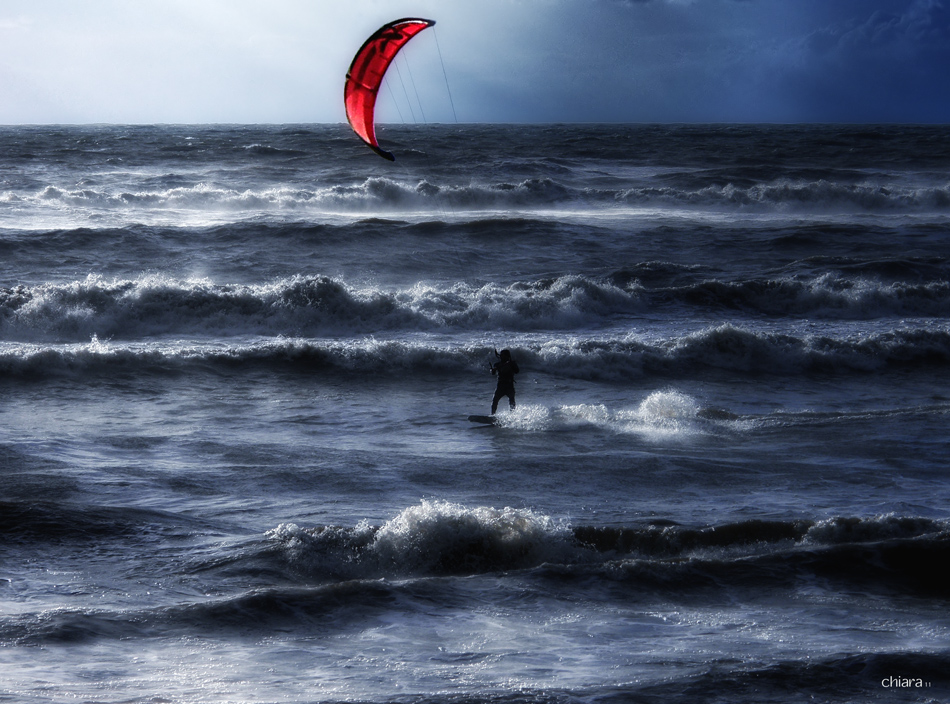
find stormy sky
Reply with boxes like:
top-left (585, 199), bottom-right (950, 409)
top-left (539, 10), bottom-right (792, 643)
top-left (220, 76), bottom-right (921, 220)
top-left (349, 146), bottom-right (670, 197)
top-left (0, 0), bottom-right (948, 124)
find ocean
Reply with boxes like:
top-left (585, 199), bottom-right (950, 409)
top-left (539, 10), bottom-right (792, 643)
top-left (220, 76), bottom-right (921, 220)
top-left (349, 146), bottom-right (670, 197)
top-left (1, 123), bottom-right (948, 703)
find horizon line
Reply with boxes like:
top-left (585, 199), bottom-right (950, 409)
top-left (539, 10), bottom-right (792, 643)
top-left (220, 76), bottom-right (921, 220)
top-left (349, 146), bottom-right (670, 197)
top-left (1, 120), bottom-right (949, 127)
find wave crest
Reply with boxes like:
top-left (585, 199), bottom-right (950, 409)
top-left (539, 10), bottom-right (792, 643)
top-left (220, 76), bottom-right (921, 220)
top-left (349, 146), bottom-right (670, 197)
top-left (13, 172), bottom-right (950, 218)
top-left (267, 500), bottom-right (574, 579)
top-left (261, 504), bottom-right (950, 603)
top-left (0, 274), bottom-right (642, 341)
top-left (2, 325), bottom-right (949, 379)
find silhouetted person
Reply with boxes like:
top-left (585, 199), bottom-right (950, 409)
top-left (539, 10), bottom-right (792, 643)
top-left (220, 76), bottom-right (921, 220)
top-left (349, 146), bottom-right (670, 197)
top-left (490, 348), bottom-right (519, 414)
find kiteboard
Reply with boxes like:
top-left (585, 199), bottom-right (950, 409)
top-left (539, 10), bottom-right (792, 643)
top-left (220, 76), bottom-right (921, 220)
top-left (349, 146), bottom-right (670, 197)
top-left (467, 415), bottom-right (497, 426)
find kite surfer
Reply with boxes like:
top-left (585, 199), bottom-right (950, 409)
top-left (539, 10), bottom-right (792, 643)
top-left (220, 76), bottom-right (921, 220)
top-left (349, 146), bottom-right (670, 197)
top-left (489, 349), bottom-right (519, 414)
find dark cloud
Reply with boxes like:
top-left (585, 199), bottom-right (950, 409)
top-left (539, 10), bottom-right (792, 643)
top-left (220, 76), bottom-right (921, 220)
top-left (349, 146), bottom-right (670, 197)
top-left (777, 0), bottom-right (950, 121)
top-left (804, 0), bottom-right (950, 55)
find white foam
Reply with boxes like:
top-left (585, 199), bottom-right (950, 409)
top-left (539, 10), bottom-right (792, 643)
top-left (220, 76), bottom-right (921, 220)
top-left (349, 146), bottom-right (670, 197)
top-left (556, 392), bottom-right (705, 439)
top-left (492, 404), bottom-right (554, 430)
top-left (370, 499), bottom-right (572, 573)
top-left (492, 392), bottom-right (714, 440)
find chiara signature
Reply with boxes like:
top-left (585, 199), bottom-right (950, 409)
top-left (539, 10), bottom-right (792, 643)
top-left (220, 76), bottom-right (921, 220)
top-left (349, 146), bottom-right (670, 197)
top-left (881, 676), bottom-right (931, 688)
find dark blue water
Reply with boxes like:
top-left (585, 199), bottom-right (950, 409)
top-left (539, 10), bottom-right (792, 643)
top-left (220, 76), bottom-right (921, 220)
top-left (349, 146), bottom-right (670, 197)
top-left (1, 124), bottom-right (949, 703)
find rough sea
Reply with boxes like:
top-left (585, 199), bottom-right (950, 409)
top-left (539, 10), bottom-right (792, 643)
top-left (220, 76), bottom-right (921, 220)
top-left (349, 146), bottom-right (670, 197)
top-left (1, 123), bottom-right (948, 703)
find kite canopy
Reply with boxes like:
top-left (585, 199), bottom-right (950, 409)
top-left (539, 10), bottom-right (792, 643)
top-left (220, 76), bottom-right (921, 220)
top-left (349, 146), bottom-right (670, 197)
top-left (344, 17), bottom-right (436, 161)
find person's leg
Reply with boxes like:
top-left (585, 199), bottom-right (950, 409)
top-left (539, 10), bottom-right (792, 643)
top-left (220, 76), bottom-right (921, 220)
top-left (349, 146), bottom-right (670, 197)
top-left (491, 389), bottom-right (504, 414)
top-left (508, 390), bottom-right (516, 410)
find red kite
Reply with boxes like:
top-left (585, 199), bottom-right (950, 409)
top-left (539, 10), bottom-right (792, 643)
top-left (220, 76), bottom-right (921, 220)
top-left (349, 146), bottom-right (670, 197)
top-left (344, 18), bottom-right (436, 161)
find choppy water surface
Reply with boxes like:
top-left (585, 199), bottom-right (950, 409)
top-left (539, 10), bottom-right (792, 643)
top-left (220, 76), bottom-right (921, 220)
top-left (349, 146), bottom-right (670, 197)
top-left (1, 124), bottom-right (949, 703)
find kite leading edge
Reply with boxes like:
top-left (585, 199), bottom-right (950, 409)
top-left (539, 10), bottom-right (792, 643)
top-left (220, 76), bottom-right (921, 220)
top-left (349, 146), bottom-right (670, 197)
top-left (344, 17), bottom-right (436, 161)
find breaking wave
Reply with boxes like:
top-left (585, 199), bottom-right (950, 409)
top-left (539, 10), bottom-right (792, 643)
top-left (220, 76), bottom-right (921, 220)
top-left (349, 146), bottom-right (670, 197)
top-left (8, 174), bottom-right (950, 218)
top-left (2, 500), bottom-right (946, 648)
top-left (616, 178), bottom-right (950, 212)
top-left (2, 325), bottom-right (949, 379)
top-left (1, 272), bottom-right (947, 343)
top-left (0, 274), bottom-right (641, 340)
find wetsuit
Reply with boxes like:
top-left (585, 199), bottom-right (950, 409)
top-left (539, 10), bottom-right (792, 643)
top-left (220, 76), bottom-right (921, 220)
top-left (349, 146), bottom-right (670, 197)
top-left (491, 358), bottom-right (520, 414)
